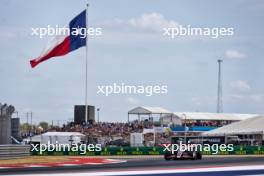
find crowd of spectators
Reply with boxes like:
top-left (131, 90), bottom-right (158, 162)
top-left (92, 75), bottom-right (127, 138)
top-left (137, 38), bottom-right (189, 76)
top-left (47, 120), bottom-right (172, 146)
top-left (183, 120), bottom-right (233, 127)
top-left (24, 119), bottom-right (233, 146)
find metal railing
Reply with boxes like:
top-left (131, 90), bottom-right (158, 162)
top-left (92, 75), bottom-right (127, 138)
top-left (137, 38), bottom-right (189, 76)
top-left (0, 145), bottom-right (30, 159)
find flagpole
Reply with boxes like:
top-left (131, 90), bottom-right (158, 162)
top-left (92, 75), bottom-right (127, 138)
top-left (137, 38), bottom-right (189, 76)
top-left (85, 3), bottom-right (89, 124)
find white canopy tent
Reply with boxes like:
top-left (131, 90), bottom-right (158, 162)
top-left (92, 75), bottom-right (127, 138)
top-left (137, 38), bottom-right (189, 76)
top-left (41, 132), bottom-right (85, 144)
top-left (203, 115), bottom-right (264, 136)
top-left (127, 106), bottom-right (172, 122)
top-left (173, 112), bottom-right (258, 121)
top-left (160, 113), bottom-right (182, 125)
top-left (23, 132), bottom-right (85, 144)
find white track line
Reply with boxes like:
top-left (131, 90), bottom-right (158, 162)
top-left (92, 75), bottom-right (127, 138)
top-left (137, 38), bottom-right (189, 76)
top-left (26, 165), bottom-right (48, 168)
top-left (0, 159), bottom-right (126, 169)
top-left (85, 163), bottom-right (104, 165)
top-left (58, 164), bottom-right (80, 166)
top-left (8, 165), bottom-right (264, 176)
top-left (0, 167), bottom-right (11, 169)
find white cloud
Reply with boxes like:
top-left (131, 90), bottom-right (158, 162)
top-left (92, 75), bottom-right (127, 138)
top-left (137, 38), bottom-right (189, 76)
top-left (126, 97), bottom-right (140, 105)
top-left (230, 80), bottom-right (251, 92)
top-left (225, 50), bottom-right (247, 59)
top-left (229, 94), bottom-right (263, 103)
top-left (127, 13), bottom-right (178, 32)
top-left (190, 96), bottom-right (216, 108)
top-left (191, 97), bottom-right (202, 106)
top-left (229, 94), bottom-right (244, 100)
top-left (101, 13), bottom-right (179, 33)
top-left (101, 18), bottom-right (124, 28)
top-left (249, 94), bottom-right (263, 102)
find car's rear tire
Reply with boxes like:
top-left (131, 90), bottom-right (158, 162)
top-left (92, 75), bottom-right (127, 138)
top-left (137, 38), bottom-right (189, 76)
top-left (164, 155), bottom-right (171, 160)
top-left (196, 152), bottom-right (202, 160)
top-left (191, 151), bottom-right (197, 160)
top-left (192, 152), bottom-right (202, 160)
top-left (164, 151), bottom-right (172, 161)
top-left (172, 156), bottom-right (179, 160)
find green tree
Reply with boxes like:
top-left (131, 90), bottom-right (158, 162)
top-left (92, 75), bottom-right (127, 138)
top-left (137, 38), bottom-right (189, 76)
top-left (39, 121), bottom-right (49, 131)
top-left (20, 123), bottom-right (31, 132)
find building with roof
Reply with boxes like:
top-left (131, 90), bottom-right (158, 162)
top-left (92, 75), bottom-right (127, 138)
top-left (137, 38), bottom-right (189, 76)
top-left (202, 115), bottom-right (264, 145)
top-left (127, 107), bottom-right (258, 131)
top-left (203, 115), bottom-right (264, 136)
top-left (173, 112), bottom-right (257, 121)
top-left (0, 103), bottom-right (15, 144)
top-left (174, 112), bottom-right (257, 131)
top-left (24, 132), bottom-right (85, 145)
top-left (127, 106), bottom-right (172, 122)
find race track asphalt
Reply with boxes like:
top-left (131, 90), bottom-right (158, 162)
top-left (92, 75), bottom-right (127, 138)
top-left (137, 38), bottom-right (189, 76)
top-left (1, 156), bottom-right (264, 175)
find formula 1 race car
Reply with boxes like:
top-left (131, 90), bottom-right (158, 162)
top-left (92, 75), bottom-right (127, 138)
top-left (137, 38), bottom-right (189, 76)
top-left (164, 150), bottom-right (202, 160)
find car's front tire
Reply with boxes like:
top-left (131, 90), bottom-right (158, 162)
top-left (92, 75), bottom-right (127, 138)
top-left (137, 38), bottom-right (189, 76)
top-left (164, 155), bottom-right (171, 160)
top-left (196, 152), bottom-right (202, 160)
top-left (192, 151), bottom-right (202, 160)
top-left (164, 151), bottom-right (172, 160)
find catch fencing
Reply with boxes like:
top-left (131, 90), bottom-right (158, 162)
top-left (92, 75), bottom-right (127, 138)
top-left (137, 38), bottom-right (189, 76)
top-left (31, 146), bottom-right (264, 156)
top-left (0, 145), bottom-right (30, 159)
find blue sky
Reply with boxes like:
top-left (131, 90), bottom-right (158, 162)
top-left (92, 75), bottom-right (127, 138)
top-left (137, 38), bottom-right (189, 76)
top-left (0, 0), bottom-right (263, 124)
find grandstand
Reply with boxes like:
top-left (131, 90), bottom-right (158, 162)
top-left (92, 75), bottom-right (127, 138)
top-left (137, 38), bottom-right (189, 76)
top-left (22, 106), bottom-right (260, 147)
top-left (203, 115), bottom-right (264, 145)
top-left (167, 112), bottom-right (258, 133)
top-left (127, 107), bottom-right (258, 134)
top-left (127, 106), bottom-right (172, 122)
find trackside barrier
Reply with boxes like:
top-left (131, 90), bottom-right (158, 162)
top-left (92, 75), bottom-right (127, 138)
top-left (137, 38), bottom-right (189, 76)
top-left (0, 145), bottom-right (31, 159)
top-left (31, 146), bottom-right (264, 156)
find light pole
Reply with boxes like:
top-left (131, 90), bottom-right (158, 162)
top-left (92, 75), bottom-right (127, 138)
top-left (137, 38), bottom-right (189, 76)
top-left (30, 112), bottom-right (33, 143)
top-left (14, 111), bottom-right (18, 118)
top-left (97, 108), bottom-right (100, 123)
top-left (182, 113), bottom-right (187, 144)
top-left (26, 112), bottom-right (29, 137)
top-left (217, 59), bottom-right (223, 113)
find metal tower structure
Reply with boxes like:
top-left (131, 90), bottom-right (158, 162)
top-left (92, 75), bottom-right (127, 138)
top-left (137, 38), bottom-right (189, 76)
top-left (217, 59), bottom-right (223, 113)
